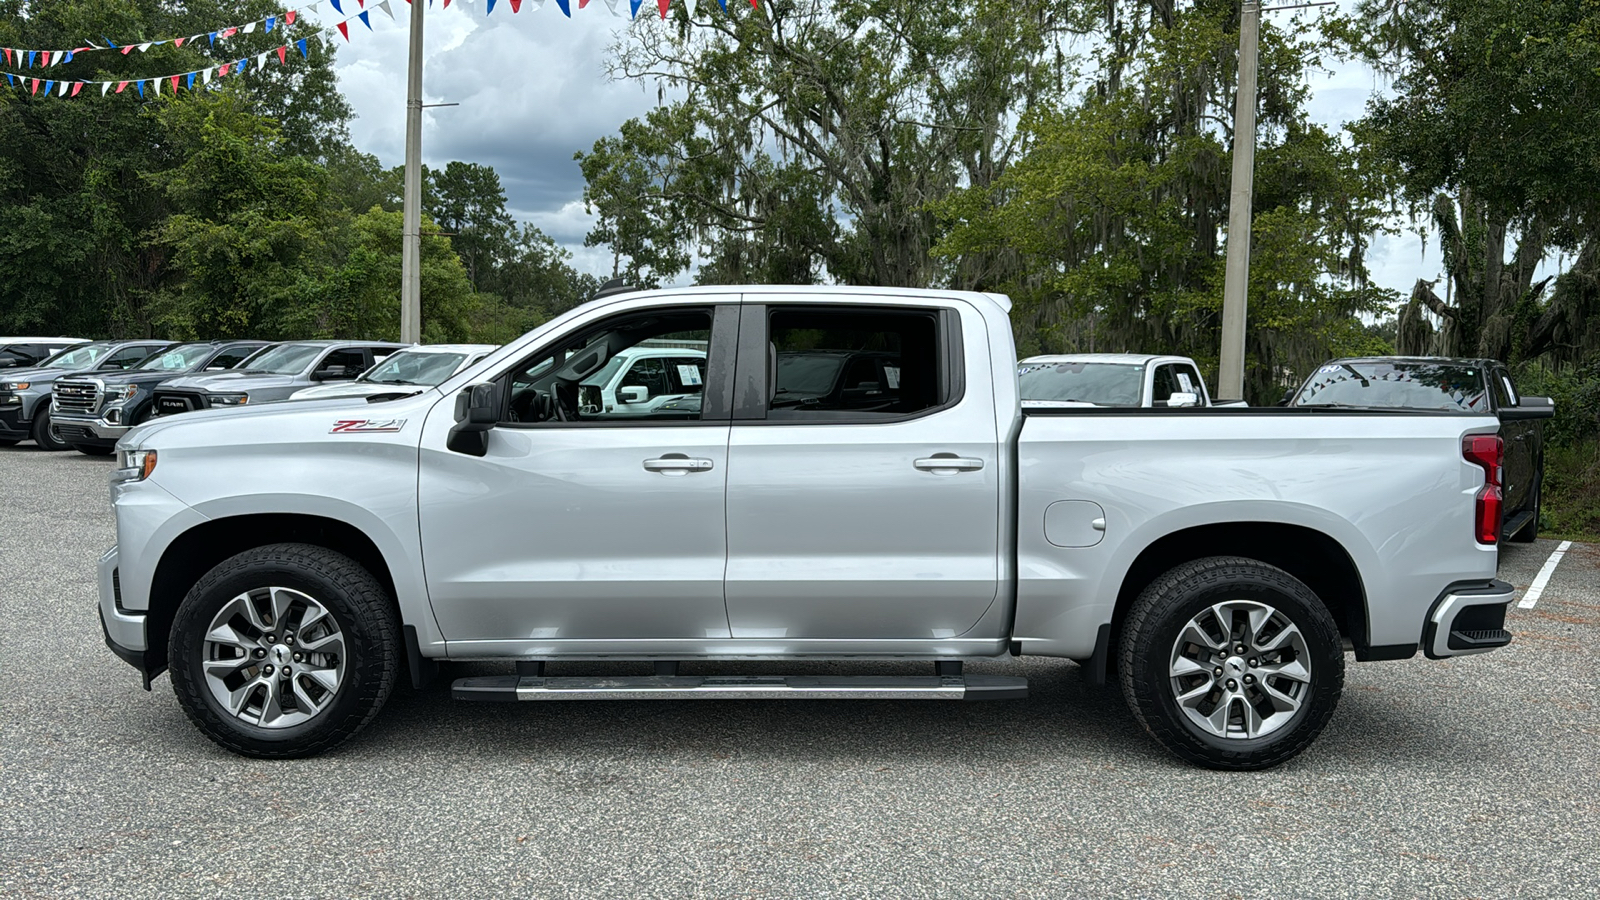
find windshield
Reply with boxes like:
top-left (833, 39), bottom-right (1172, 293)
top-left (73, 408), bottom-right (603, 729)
top-left (242, 344), bottom-right (322, 375)
top-left (1018, 361), bottom-right (1144, 405)
top-left (40, 342), bottom-right (113, 369)
top-left (135, 343), bottom-right (216, 372)
top-left (1293, 361), bottom-right (1488, 412)
top-left (360, 350), bottom-right (467, 386)
top-left (580, 353), bottom-right (632, 388)
top-left (776, 354), bottom-right (847, 397)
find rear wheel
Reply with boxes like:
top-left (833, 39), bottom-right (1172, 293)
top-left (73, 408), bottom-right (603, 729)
top-left (169, 543), bottom-right (401, 759)
top-left (1119, 556), bottom-right (1344, 770)
top-left (31, 407), bottom-right (70, 451)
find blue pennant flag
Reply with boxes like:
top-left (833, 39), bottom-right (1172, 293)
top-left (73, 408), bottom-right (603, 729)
top-left (266, 16), bottom-right (276, 33)
top-left (103, 36), bottom-right (119, 48)
top-left (43, 80), bottom-right (54, 95)
top-left (629, 0), bottom-right (643, 16)
top-left (359, 10), bottom-right (372, 28)
top-left (486, 0), bottom-right (497, 12)
top-left (237, 57), bottom-right (249, 74)
top-left (187, 72), bottom-right (196, 89)
top-left (556, 0), bottom-right (571, 15)
top-left (135, 80), bottom-right (144, 97)
top-left (64, 51), bottom-right (74, 63)
top-left (208, 31), bottom-right (218, 46)
top-left (330, 0), bottom-right (343, 12)
top-left (717, 0), bottom-right (726, 8)
top-left (4, 74), bottom-right (13, 86)
top-left (296, 38), bottom-right (308, 57)
top-left (27, 50), bottom-right (37, 67)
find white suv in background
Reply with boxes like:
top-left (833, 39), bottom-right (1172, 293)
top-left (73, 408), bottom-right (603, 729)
top-left (1018, 353), bottom-right (1216, 408)
top-left (578, 345), bottom-right (707, 417)
top-left (290, 344), bottom-right (498, 403)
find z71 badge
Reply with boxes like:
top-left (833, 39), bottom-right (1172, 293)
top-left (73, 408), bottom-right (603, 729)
top-left (330, 418), bottom-right (408, 434)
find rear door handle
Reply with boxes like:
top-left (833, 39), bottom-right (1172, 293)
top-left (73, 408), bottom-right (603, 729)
top-left (914, 455), bottom-right (985, 474)
top-left (643, 454), bottom-right (715, 475)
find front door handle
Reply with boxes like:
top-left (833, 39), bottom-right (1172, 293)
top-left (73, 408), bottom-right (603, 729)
top-left (643, 454), bottom-right (715, 475)
top-left (914, 454), bottom-right (985, 474)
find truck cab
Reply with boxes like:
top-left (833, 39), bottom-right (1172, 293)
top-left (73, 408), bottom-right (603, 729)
top-left (1018, 353), bottom-right (1213, 408)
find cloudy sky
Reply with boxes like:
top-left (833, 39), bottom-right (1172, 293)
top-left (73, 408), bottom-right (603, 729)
top-left (326, 1), bottom-right (1447, 294)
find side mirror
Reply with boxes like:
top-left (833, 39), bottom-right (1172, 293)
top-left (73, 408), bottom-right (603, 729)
top-left (618, 385), bottom-right (648, 404)
top-left (1278, 390), bottom-right (1295, 407)
top-left (1166, 391), bottom-right (1199, 409)
top-left (1501, 395), bottom-right (1555, 420)
top-left (447, 382), bottom-right (500, 456)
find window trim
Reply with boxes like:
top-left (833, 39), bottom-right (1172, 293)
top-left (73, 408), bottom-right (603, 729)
top-left (731, 302), bottom-right (966, 425)
top-left (493, 302), bottom-right (736, 429)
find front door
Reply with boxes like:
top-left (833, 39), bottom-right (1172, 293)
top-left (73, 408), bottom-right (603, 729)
top-left (418, 302), bottom-right (737, 651)
top-left (722, 300), bottom-right (1003, 641)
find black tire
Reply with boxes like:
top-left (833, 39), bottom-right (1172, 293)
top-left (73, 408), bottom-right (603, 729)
top-left (30, 407), bottom-right (70, 451)
top-left (169, 543), bottom-right (401, 759)
top-left (71, 443), bottom-right (115, 456)
top-left (1118, 556), bottom-right (1344, 771)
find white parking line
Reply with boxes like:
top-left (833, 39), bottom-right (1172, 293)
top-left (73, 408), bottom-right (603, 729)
top-left (1518, 540), bottom-right (1573, 609)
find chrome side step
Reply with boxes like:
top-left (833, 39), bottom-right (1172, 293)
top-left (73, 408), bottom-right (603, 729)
top-left (452, 673), bottom-right (1027, 702)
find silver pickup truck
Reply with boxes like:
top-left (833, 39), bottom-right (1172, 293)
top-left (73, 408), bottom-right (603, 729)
top-left (99, 287), bottom-right (1515, 769)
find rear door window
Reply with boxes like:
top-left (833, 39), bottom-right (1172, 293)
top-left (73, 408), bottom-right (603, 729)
top-left (764, 307), bottom-right (945, 419)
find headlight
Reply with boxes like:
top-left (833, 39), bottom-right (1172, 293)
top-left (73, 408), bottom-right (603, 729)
top-left (208, 393), bottom-right (249, 407)
top-left (113, 448), bottom-right (158, 483)
top-left (120, 384), bottom-right (140, 401)
top-left (1, 382), bottom-right (29, 390)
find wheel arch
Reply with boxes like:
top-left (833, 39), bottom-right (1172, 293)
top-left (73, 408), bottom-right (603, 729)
top-left (144, 514), bottom-right (402, 679)
top-left (1101, 522), bottom-right (1369, 681)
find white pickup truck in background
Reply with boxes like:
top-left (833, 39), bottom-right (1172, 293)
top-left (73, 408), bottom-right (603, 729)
top-left (98, 286), bottom-right (1515, 770)
top-left (1018, 353), bottom-right (1224, 408)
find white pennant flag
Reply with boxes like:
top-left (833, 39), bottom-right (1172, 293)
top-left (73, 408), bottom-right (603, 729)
top-left (257, 52), bottom-right (269, 69)
top-left (138, 42), bottom-right (152, 52)
top-left (51, 50), bottom-right (64, 66)
top-left (58, 80), bottom-right (69, 96)
top-left (203, 67), bottom-right (214, 84)
top-left (600, 0), bottom-right (622, 16)
top-left (527, 0), bottom-right (545, 8)
top-left (101, 82), bottom-right (111, 96)
top-left (685, 0), bottom-right (696, 16)
top-left (244, 22), bottom-right (257, 33)
top-left (308, 2), bottom-right (320, 12)
top-left (377, 0), bottom-right (395, 20)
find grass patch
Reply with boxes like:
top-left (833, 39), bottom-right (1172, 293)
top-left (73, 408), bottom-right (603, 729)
top-left (1540, 442), bottom-right (1600, 544)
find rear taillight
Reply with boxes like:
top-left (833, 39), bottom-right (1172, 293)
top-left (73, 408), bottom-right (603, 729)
top-left (1462, 435), bottom-right (1503, 544)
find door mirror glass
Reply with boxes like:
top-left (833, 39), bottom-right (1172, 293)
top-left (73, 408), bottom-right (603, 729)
top-left (618, 385), bottom-right (648, 404)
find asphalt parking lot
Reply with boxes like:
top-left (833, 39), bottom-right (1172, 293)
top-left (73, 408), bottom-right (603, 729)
top-left (2, 445), bottom-right (1597, 899)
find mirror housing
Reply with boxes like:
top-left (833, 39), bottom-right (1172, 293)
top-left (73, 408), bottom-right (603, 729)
top-left (1166, 391), bottom-right (1199, 409)
top-left (1501, 395), bottom-right (1555, 420)
top-left (617, 385), bottom-right (648, 404)
top-left (312, 366), bottom-right (354, 382)
top-left (447, 382), bottom-right (500, 456)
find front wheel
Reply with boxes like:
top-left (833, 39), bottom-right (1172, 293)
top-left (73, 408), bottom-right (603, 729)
top-left (1119, 556), bottom-right (1344, 770)
top-left (169, 543), bottom-right (401, 758)
top-left (31, 407), bottom-right (70, 451)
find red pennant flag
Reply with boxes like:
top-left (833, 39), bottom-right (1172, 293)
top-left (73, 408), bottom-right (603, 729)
top-left (116, 80), bottom-right (128, 93)
top-left (657, 0), bottom-right (669, 16)
top-left (336, 21), bottom-right (349, 40)
top-left (71, 82), bottom-right (82, 96)
top-left (579, 0), bottom-right (590, 6)
top-left (30, 78), bottom-right (39, 95)
top-left (510, 0), bottom-right (521, 9)
top-left (175, 37), bottom-right (186, 47)
top-left (2, 49), bottom-right (10, 66)
top-left (358, 0), bottom-right (365, 6)
top-left (169, 75), bottom-right (179, 93)
top-left (219, 63), bottom-right (230, 76)
top-left (444, 0), bottom-right (451, 6)
top-left (286, 10), bottom-right (297, 23)
top-left (224, 28), bottom-right (237, 37)
top-left (277, 45), bottom-right (288, 65)
top-left (121, 45), bottom-right (135, 55)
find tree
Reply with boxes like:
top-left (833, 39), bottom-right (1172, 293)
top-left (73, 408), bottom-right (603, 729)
top-left (934, 1), bottom-right (1395, 399)
top-left (424, 161), bottom-right (516, 292)
top-left (577, 0), bottom-right (1089, 288)
top-left (1334, 0), bottom-right (1600, 364)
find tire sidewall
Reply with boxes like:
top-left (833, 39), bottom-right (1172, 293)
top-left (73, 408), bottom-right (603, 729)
top-left (32, 407), bottom-right (68, 451)
top-left (1125, 561), bottom-right (1344, 768)
top-left (171, 553), bottom-right (390, 754)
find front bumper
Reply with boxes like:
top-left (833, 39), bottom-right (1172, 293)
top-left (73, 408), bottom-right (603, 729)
top-left (51, 412), bottom-right (129, 444)
top-left (1422, 579), bottom-right (1516, 659)
top-left (98, 545), bottom-right (149, 658)
top-left (0, 400), bottom-right (33, 437)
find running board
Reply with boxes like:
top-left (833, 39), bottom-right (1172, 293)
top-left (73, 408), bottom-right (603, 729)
top-left (452, 674), bottom-right (1027, 702)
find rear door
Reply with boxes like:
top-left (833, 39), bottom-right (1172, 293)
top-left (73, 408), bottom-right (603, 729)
top-left (1491, 366), bottom-right (1534, 513)
top-left (722, 298), bottom-right (1002, 641)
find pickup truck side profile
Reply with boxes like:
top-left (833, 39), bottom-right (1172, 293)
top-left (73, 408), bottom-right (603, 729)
top-left (100, 287), bottom-right (1516, 770)
top-left (150, 340), bottom-right (409, 415)
top-left (0, 340), bottom-right (177, 450)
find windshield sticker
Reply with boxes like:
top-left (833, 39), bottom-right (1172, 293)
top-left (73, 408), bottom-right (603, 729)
top-left (1176, 372), bottom-right (1193, 392)
top-left (330, 418), bottom-right (408, 434)
top-left (676, 364), bottom-right (703, 387)
top-left (884, 366), bottom-right (901, 389)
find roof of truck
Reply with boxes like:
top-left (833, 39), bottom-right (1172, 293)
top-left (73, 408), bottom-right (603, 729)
top-left (1020, 353), bottom-right (1194, 366)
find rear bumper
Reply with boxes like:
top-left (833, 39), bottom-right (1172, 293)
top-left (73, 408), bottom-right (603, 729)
top-left (1422, 579), bottom-right (1516, 659)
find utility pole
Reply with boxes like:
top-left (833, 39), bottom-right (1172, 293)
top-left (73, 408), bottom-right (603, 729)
top-left (400, 0), bottom-right (425, 344)
top-left (1217, 0), bottom-right (1260, 402)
